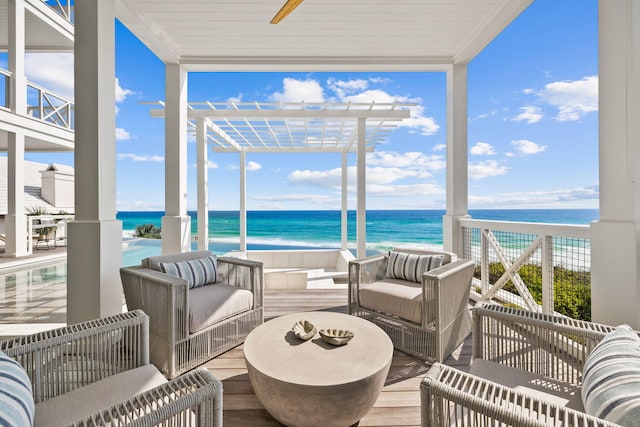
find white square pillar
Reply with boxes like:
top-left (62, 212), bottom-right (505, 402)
top-left (68, 0), bottom-right (123, 323)
top-left (591, 0), bottom-right (640, 327)
top-left (5, 0), bottom-right (28, 257)
top-left (196, 118), bottom-right (208, 251)
top-left (162, 64), bottom-right (191, 254)
top-left (443, 64), bottom-right (470, 255)
top-left (356, 117), bottom-right (367, 258)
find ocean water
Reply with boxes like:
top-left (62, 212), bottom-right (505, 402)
top-left (117, 209), bottom-right (599, 253)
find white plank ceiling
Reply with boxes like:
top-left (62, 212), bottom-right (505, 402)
top-left (116, 0), bottom-right (534, 71)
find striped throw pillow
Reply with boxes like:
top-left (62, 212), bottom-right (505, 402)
top-left (0, 351), bottom-right (34, 427)
top-left (386, 251), bottom-right (443, 283)
top-left (158, 255), bottom-right (218, 289)
top-left (582, 324), bottom-right (640, 426)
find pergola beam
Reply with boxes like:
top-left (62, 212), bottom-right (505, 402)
top-left (151, 108), bottom-right (410, 120)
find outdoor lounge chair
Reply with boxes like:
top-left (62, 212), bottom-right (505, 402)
top-left (120, 250), bottom-right (264, 378)
top-left (421, 303), bottom-right (638, 426)
top-left (0, 310), bottom-right (222, 427)
top-left (348, 248), bottom-right (475, 362)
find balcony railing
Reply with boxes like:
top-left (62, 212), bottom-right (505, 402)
top-left (0, 68), bottom-right (10, 109)
top-left (460, 218), bottom-right (591, 319)
top-left (27, 80), bottom-right (74, 130)
top-left (41, 0), bottom-right (74, 23)
top-left (1, 67), bottom-right (74, 130)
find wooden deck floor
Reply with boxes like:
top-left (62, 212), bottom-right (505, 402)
top-left (205, 289), bottom-right (472, 427)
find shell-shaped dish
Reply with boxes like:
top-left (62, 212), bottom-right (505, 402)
top-left (319, 328), bottom-right (355, 346)
top-left (292, 320), bottom-right (317, 341)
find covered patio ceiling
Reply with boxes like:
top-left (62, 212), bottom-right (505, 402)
top-left (149, 101), bottom-right (412, 153)
top-left (115, 0), bottom-right (535, 70)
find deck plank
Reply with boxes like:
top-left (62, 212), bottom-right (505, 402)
top-left (206, 288), bottom-right (471, 426)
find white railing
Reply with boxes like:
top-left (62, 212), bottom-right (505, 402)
top-left (0, 68), bottom-right (11, 109)
top-left (460, 218), bottom-right (591, 318)
top-left (0, 67), bottom-right (74, 130)
top-left (27, 80), bottom-right (74, 130)
top-left (41, 0), bottom-right (74, 23)
top-left (27, 214), bottom-right (74, 254)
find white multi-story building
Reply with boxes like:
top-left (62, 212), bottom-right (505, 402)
top-left (0, 0), bottom-right (74, 256)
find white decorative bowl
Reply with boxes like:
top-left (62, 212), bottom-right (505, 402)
top-left (292, 320), bottom-right (317, 341)
top-left (319, 328), bottom-right (355, 346)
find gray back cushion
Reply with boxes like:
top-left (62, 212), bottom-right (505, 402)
top-left (143, 250), bottom-right (214, 271)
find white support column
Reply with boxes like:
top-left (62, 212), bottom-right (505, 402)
top-left (196, 118), bottom-right (208, 251)
top-left (162, 64), bottom-right (191, 254)
top-left (591, 0), bottom-right (640, 327)
top-left (239, 150), bottom-right (247, 252)
top-left (5, 0), bottom-right (28, 257)
top-left (341, 151), bottom-right (348, 250)
top-left (356, 118), bottom-right (367, 258)
top-left (68, 0), bottom-right (122, 323)
top-left (442, 64), bottom-right (470, 255)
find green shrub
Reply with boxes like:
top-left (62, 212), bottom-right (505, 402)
top-left (134, 223), bottom-right (162, 239)
top-left (475, 263), bottom-right (591, 321)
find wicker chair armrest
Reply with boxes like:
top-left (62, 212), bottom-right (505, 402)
top-left (217, 256), bottom-right (264, 309)
top-left (421, 363), bottom-right (620, 427)
top-left (120, 266), bottom-right (189, 344)
top-left (348, 253), bottom-right (388, 286)
top-left (71, 368), bottom-right (223, 427)
top-left (0, 310), bottom-right (149, 403)
top-left (422, 259), bottom-right (474, 328)
top-left (472, 303), bottom-right (619, 384)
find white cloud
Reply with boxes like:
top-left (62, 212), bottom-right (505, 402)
top-left (253, 194), bottom-right (332, 203)
top-left (470, 142), bottom-right (496, 156)
top-left (192, 160), bottom-right (219, 169)
top-left (25, 53), bottom-right (74, 100)
top-left (433, 144), bottom-right (446, 152)
top-left (117, 153), bottom-right (164, 162)
top-left (539, 75), bottom-right (598, 121)
top-left (366, 182), bottom-right (444, 197)
top-left (469, 184), bottom-right (599, 208)
top-left (115, 78), bottom-right (134, 103)
top-left (342, 90), bottom-right (439, 136)
top-left (367, 151), bottom-right (445, 171)
top-left (327, 78), bottom-right (369, 98)
top-left (469, 160), bottom-right (509, 179)
top-left (271, 78), bottom-right (439, 136)
top-left (272, 78), bottom-right (325, 103)
top-left (512, 139), bottom-right (547, 155)
top-left (512, 106), bottom-right (543, 124)
top-left (115, 128), bottom-right (131, 141)
top-left (116, 200), bottom-right (164, 211)
top-left (247, 161), bottom-right (262, 171)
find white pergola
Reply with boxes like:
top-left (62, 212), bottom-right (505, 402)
top-left (67, 1), bottom-right (640, 331)
top-left (150, 101), bottom-right (412, 257)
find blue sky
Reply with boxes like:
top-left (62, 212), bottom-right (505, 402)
top-left (18, 0), bottom-right (598, 212)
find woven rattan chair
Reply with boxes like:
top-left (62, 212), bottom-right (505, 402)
top-left (348, 248), bottom-right (475, 362)
top-left (120, 250), bottom-right (264, 378)
top-left (421, 303), bottom-right (627, 426)
top-left (0, 310), bottom-right (222, 426)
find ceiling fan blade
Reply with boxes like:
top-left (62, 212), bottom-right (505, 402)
top-left (270, 0), bottom-right (303, 24)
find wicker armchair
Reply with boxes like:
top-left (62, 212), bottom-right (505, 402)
top-left (421, 303), bottom-right (627, 426)
top-left (120, 250), bottom-right (264, 378)
top-left (0, 310), bottom-right (222, 426)
top-left (348, 248), bottom-right (475, 362)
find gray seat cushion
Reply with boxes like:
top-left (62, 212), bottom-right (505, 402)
top-left (470, 358), bottom-right (584, 411)
top-left (189, 284), bottom-right (254, 333)
top-left (34, 364), bottom-right (167, 427)
top-left (358, 279), bottom-right (424, 324)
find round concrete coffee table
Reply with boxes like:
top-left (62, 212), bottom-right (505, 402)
top-left (243, 311), bottom-right (393, 427)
